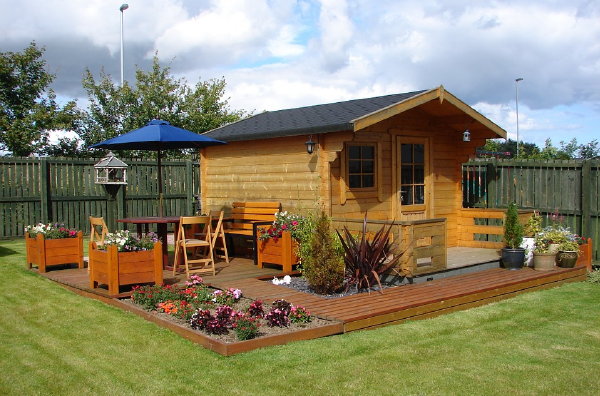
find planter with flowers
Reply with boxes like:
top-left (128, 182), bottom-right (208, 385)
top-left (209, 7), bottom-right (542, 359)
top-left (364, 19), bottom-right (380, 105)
top-left (25, 223), bottom-right (83, 273)
top-left (89, 230), bottom-right (163, 296)
top-left (257, 212), bottom-right (303, 273)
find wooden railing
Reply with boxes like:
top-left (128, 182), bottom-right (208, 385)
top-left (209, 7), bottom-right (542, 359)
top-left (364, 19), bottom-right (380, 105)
top-left (458, 208), bottom-right (534, 249)
top-left (331, 217), bottom-right (447, 277)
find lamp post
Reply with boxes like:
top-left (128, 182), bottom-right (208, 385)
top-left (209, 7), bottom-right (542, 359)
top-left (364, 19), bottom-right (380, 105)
top-left (119, 4), bottom-right (129, 87)
top-left (515, 77), bottom-right (523, 157)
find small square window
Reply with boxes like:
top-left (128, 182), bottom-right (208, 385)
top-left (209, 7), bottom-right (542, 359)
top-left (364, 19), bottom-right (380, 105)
top-left (347, 144), bottom-right (376, 189)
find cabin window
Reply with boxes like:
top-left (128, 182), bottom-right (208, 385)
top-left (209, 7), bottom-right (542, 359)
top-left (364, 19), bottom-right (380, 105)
top-left (347, 144), bottom-right (376, 189)
top-left (400, 143), bottom-right (425, 205)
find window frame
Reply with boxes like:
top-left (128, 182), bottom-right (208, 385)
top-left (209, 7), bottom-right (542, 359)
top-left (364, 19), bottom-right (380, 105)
top-left (345, 142), bottom-right (378, 191)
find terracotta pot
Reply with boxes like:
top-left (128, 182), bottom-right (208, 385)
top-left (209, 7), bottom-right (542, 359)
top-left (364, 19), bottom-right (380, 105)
top-left (25, 231), bottom-right (84, 273)
top-left (556, 250), bottom-right (578, 268)
top-left (533, 252), bottom-right (556, 271)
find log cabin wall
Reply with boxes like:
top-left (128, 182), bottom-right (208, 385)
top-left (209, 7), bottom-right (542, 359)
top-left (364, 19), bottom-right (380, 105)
top-left (200, 135), bottom-right (324, 214)
top-left (328, 107), bottom-right (489, 247)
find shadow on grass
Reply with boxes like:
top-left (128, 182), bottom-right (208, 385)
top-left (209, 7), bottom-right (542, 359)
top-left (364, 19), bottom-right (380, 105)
top-left (0, 244), bottom-right (19, 257)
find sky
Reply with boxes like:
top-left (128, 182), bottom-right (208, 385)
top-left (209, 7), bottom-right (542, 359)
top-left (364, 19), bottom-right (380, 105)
top-left (1, 0), bottom-right (599, 148)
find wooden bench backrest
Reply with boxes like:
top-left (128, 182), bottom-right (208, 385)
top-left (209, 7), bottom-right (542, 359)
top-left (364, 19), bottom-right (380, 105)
top-left (228, 202), bottom-right (281, 231)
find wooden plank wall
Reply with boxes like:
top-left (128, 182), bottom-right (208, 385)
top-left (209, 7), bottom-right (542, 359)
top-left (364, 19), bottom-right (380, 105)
top-left (330, 109), bottom-right (488, 248)
top-left (201, 136), bottom-right (322, 214)
top-left (0, 157), bottom-right (199, 238)
top-left (462, 159), bottom-right (600, 260)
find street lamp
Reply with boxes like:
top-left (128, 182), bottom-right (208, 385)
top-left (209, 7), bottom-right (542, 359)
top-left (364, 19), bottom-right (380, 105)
top-left (120, 4), bottom-right (129, 87)
top-left (515, 77), bottom-right (523, 157)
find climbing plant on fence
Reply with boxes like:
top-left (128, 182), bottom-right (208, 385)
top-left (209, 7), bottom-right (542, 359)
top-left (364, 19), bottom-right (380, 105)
top-left (462, 158), bottom-right (600, 260)
top-left (0, 157), bottom-right (199, 238)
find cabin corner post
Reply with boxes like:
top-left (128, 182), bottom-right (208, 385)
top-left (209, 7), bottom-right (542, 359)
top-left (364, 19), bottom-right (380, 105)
top-left (200, 148), bottom-right (208, 214)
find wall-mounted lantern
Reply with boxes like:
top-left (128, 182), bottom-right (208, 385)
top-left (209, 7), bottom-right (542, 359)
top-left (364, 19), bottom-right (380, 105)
top-left (305, 135), bottom-right (316, 154)
top-left (462, 129), bottom-right (471, 142)
top-left (94, 152), bottom-right (128, 185)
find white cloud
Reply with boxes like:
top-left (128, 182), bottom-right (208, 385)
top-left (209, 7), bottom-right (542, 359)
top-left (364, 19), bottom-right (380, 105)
top-left (0, 0), bottom-right (599, 146)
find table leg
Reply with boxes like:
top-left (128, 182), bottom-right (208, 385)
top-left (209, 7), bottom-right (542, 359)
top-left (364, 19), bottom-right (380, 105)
top-left (135, 224), bottom-right (143, 238)
top-left (156, 223), bottom-right (169, 269)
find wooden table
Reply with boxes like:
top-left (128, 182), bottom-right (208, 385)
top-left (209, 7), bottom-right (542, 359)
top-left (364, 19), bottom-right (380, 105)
top-left (117, 216), bottom-right (181, 269)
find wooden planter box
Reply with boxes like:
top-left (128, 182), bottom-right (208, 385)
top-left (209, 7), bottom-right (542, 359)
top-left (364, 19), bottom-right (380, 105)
top-left (576, 238), bottom-right (593, 272)
top-left (25, 231), bottom-right (84, 273)
top-left (89, 242), bottom-right (163, 297)
top-left (257, 230), bottom-right (298, 273)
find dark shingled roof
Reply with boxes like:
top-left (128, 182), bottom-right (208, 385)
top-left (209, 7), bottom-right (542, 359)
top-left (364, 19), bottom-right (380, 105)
top-left (204, 90), bottom-right (427, 142)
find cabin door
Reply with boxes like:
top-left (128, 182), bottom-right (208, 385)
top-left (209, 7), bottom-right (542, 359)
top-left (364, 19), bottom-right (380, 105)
top-left (397, 137), bottom-right (431, 221)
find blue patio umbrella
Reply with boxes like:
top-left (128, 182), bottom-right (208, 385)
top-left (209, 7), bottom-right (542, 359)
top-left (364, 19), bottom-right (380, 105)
top-left (91, 119), bottom-right (226, 216)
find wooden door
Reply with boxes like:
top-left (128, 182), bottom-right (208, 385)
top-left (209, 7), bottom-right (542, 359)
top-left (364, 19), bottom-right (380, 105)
top-left (397, 137), bottom-right (431, 221)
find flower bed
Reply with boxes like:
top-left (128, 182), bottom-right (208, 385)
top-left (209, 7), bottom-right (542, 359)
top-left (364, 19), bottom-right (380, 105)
top-left (129, 275), bottom-right (338, 347)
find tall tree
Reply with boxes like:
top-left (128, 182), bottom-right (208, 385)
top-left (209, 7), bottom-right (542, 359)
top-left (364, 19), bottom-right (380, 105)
top-left (77, 54), bottom-right (247, 158)
top-left (0, 42), bottom-right (78, 156)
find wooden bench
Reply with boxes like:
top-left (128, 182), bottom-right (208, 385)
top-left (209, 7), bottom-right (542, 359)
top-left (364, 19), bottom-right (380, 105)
top-left (223, 202), bottom-right (281, 260)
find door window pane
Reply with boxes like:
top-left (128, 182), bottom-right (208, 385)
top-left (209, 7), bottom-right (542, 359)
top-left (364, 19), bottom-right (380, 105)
top-left (400, 142), bottom-right (426, 206)
top-left (401, 144), bottom-right (412, 163)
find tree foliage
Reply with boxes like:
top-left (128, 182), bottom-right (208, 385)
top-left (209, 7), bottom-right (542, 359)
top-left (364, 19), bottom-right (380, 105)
top-left (0, 42), bottom-right (78, 156)
top-left (76, 54), bottom-right (247, 158)
top-left (481, 138), bottom-right (599, 160)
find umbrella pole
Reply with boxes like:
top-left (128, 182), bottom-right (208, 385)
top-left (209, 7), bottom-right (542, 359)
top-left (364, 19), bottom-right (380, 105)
top-left (157, 150), bottom-right (164, 218)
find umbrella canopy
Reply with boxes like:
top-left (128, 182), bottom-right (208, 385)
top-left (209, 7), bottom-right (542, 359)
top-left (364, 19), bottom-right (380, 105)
top-left (90, 119), bottom-right (226, 150)
top-left (91, 119), bottom-right (226, 216)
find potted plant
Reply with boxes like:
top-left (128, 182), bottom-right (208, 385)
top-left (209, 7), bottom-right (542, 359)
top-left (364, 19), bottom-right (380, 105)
top-left (522, 211), bottom-right (542, 267)
top-left (256, 211), bottom-right (303, 273)
top-left (556, 234), bottom-right (580, 268)
top-left (532, 230), bottom-right (557, 271)
top-left (501, 203), bottom-right (525, 270)
top-left (25, 223), bottom-right (83, 273)
top-left (89, 230), bottom-right (163, 296)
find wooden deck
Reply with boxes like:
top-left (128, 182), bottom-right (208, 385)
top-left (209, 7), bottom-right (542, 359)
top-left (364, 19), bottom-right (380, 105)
top-left (37, 246), bottom-right (585, 334)
top-left (210, 266), bottom-right (586, 332)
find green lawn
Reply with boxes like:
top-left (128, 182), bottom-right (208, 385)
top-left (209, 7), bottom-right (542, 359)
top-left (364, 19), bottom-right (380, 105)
top-left (1, 238), bottom-right (599, 396)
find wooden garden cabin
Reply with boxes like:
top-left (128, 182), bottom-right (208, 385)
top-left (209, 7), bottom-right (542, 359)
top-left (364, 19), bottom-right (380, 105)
top-left (202, 86), bottom-right (508, 274)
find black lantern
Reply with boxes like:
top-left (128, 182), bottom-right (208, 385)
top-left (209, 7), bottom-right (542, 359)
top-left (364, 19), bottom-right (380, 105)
top-left (305, 135), bottom-right (316, 154)
top-left (94, 152), bottom-right (128, 185)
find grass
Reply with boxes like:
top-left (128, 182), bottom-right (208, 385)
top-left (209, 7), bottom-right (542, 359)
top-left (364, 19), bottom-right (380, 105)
top-left (1, 238), bottom-right (600, 395)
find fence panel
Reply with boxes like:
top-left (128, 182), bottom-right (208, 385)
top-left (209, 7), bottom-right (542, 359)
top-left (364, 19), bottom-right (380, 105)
top-left (0, 157), bottom-right (199, 238)
top-left (462, 158), bottom-right (600, 261)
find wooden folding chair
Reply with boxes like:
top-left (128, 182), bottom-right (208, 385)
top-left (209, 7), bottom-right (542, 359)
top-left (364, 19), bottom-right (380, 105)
top-left (89, 216), bottom-right (109, 245)
top-left (173, 216), bottom-right (215, 278)
top-left (208, 210), bottom-right (230, 263)
top-left (89, 216), bottom-right (109, 272)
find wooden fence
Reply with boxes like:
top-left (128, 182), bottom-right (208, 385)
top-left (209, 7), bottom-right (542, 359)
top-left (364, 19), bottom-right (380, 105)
top-left (462, 158), bottom-right (600, 261)
top-left (0, 157), bottom-right (200, 238)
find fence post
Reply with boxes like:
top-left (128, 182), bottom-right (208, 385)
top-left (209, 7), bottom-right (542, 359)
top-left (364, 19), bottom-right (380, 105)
top-left (40, 158), bottom-right (51, 222)
top-left (186, 160), bottom-right (194, 214)
top-left (486, 158), bottom-right (497, 208)
top-left (581, 160), bottom-right (591, 239)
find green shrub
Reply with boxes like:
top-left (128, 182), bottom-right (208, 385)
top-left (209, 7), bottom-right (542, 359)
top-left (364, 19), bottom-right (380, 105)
top-left (587, 270), bottom-right (600, 284)
top-left (504, 202), bottom-right (524, 249)
top-left (298, 211), bottom-right (344, 294)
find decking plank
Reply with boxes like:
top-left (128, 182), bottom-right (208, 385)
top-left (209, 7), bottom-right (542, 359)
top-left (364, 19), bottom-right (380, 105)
top-left (35, 254), bottom-right (587, 339)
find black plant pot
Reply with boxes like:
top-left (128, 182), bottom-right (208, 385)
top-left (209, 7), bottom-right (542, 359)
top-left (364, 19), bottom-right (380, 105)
top-left (501, 248), bottom-right (526, 270)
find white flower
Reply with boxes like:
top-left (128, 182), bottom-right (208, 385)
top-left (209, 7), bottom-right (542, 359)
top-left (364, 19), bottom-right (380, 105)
top-left (282, 275), bottom-right (292, 284)
top-left (272, 277), bottom-right (281, 285)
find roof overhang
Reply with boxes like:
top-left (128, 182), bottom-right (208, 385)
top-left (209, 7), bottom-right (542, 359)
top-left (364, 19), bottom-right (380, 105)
top-left (352, 85), bottom-right (507, 139)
